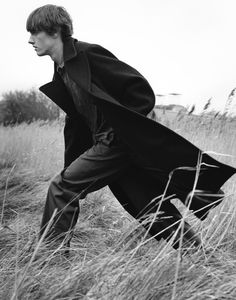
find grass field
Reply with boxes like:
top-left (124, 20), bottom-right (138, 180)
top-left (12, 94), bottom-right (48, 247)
top-left (0, 114), bottom-right (236, 300)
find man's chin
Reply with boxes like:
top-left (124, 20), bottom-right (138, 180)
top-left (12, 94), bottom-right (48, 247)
top-left (36, 52), bottom-right (45, 57)
top-left (35, 50), bottom-right (46, 57)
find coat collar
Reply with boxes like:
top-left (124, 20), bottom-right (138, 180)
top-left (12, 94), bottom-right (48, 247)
top-left (52, 37), bottom-right (91, 91)
top-left (63, 36), bottom-right (78, 63)
top-left (53, 37), bottom-right (78, 72)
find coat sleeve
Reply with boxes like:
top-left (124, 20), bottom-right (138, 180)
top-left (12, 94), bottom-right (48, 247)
top-left (86, 44), bottom-right (155, 116)
top-left (63, 115), bottom-right (93, 168)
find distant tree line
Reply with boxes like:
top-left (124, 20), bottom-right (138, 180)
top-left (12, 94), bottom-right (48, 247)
top-left (0, 89), bottom-right (60, 126)
top-left (155, 104), bottom-right (187, 111)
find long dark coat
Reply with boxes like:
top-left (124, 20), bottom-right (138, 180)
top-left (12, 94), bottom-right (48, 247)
top-left (40, 37), bottom-right (236, 225)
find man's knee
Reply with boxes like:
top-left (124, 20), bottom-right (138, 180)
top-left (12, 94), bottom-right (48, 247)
top-left (62, 167), bottom-right (75, 182)
top-left (57, 168), bottom-right (88, 197)
top-left (48, 174), bottom-right (63, 192)
top-left (61, 160), bottom-right (86, 182)
top-left (50, 171), bottom-right (82, 191)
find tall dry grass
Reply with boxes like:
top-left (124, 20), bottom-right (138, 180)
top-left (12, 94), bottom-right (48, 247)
top-left (0, 115), bottom-right (236, 300)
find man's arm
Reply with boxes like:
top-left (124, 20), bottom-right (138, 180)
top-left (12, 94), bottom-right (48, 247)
top-left (86, 44), bottom-right (155, 116)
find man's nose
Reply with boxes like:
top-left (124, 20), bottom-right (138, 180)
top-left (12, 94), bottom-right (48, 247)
top-left (28, 34), bottom-right (34, 44)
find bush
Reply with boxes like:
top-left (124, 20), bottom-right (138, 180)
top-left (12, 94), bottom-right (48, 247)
top-left (0, 89), bottom-right (60, 125)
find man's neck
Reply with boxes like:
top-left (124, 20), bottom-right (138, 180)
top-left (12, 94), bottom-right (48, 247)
top-left (50, 39), bottom-right (64, 67)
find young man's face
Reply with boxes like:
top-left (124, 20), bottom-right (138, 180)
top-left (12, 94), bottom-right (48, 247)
top-left (28, 31), bottom-right (57, 57)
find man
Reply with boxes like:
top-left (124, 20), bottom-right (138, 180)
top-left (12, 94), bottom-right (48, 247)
top-left (26, 5), bottom-right (235, 252)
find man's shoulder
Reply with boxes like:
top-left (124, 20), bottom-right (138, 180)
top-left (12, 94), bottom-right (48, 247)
top-left (74, 39), bottom-right (117, 58)
top-left (74, 40), bottom-right (102, 52)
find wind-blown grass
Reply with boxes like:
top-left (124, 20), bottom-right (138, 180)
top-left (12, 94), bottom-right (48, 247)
top-left (0, 115), bottom-right (236, 300)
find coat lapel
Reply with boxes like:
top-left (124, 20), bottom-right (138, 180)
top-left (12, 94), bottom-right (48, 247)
top-left (39, 80), bottom-right (77, 116)
top-left (65, 50), bottom-right (91, 92)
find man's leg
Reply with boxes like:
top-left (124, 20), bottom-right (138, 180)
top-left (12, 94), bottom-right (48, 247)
top-left (40, 142), bottom-right (130, 241)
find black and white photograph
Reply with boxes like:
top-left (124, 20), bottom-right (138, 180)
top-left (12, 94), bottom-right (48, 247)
top-left (1, 1), bottom-right (236, 299)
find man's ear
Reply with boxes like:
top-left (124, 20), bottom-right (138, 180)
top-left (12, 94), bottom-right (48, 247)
top-left (52, 29), bottom-right (61, 39)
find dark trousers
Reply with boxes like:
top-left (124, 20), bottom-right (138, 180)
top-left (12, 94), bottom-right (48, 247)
top-left (40, 140), bottom-right (184, 242)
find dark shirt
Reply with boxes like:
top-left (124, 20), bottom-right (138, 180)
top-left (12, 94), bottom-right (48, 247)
top-left (57, 65), bottom-right (115, 145)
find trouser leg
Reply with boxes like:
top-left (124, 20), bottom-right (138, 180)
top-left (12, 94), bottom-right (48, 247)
top-left (40, 142), bottom-right (130, 240)
top-left (40, 173), bottom-right (80, 239)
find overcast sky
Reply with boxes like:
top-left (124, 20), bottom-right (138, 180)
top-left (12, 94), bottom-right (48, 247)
top-left (1, 0), bottom-right (236, 112)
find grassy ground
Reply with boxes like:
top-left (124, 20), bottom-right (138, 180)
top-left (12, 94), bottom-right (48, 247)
top-left (0, 115), bottom-right (236, 300)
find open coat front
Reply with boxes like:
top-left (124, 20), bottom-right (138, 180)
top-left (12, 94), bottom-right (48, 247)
top-left (40, 37), bottom-right (236, 223)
